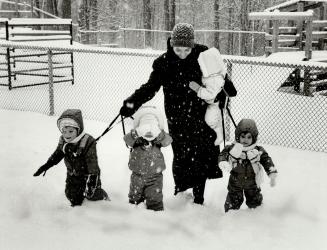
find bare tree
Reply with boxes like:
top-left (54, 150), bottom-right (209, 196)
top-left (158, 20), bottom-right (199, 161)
top-left (240, 0), bottom-right (249, 55)
top-left (170, 0), bottom-right (175, 30)
top-left (78, 0), bottom-right (98, 44)
top-left (213, 0), bottom-right (220, 49)
top-left (143, 0), bottom-right (152, 47)
top-left (164, 0), bottom-right (170, 31)
top-left (57, 0), bottom-right (71, 18)
top-left (45, 0), bottom-right (58, 16)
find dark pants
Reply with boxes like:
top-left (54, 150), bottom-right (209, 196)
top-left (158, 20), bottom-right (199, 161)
top-left (224, 173), bottom-right (263, 212)
top-left (129, 173), bottom-right (163, 211)
top-left (174, 178), bottom-right (207, 205)
top-left (193, 180), bottom-right (206, 205)
top-left (65, 174), bottom-right (108, 206)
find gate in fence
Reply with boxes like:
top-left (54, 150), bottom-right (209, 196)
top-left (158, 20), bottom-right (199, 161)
top-left (0, 18), bottom-right (74, 90)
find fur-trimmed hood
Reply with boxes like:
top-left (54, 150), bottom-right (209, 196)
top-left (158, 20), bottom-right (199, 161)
top-left (235, 119), bottom-right (259, 144)
top-left (57, 109), bottom-right (84, 135)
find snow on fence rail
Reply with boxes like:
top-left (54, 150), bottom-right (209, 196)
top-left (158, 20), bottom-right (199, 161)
top-left (0, 41), bottom-right (326, 152)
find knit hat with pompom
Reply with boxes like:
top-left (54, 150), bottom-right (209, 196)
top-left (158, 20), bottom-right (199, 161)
top-left (170, 23), bottom-right (195, 48)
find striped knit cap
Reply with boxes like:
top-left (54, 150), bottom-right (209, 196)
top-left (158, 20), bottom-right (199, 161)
top-left (170, 23), bottom-right (195, 48)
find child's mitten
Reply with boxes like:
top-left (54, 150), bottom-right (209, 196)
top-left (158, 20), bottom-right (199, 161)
top-left (189, 81), bottom-right (201, 93)
top-left (269, 173), bottom-right (277, 187)
top-left (33, 163), bottom-right (51, 176)
top-left (219, 161), bottom-right (232, 173)
top-left (84, 174), bottom-right (99, 199)
top-left (229, 143), bottom-right (243, 158)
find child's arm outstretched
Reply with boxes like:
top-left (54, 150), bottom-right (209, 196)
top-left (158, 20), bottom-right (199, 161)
top-left (258, 146), bottom-right (278, 187)
top-left (33, 137), bottom-right (65, 176)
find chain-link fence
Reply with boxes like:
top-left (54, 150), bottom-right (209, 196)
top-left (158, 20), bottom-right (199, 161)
top-left (0, 41), bottom-right (326, 152)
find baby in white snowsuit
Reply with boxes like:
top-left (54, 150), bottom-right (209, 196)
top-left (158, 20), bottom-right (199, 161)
top-left (123, 106), bottom-right (172, 211)
top-left (189, 47), bottom-right (227, 145)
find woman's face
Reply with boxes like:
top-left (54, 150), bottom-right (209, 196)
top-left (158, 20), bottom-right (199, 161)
top-left (173, 47), bottom-right (192, 59)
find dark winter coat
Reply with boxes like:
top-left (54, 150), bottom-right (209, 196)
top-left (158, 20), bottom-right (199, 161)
top-left (45, 109), bottom-right (100, 176)
top-left (219, 144), bottom-right (276, 182)
top-left (124, 129), bottom-right (172, 176)
top-left (124, 39), bottom-right (222, 193)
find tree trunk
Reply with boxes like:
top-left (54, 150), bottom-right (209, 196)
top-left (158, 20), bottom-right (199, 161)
top-left (45, 0), bottom-right (58, 16)
top-left (227, 7), bottom-right (233, 54)
top-left (164, 0), bottom-right (170, 31)
top-left (143, 0), bottom-right (152, 48)
top-left (240, 0), bottom-right (249, 55)
top-left (213, 0), bottom-right (220, 49)
top-left (34, 0), bottom-right (40, 18)
top-left (169, 0), bottom-right (175, 31)
top-left (78, 0), bottom-right (90, 43)
top-left (57, 0), bottom-right (71, 18)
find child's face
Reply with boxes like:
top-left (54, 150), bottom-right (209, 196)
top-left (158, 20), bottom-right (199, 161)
top-left (239, 132), bottom-right (253, 146)
top-left (61, 126), bottom-right (78, 142)
top-left (173, 47), bottom-right (192, 59)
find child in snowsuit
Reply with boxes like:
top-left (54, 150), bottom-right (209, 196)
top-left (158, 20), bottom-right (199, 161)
top-left (123, 106), bottom-right (172, 211)
top-left (33, 109), bottom-right (109, 206)
top-left (189, 47), bottom-right (227, 145)
top-left (218, 118), bottom-right (277, 212)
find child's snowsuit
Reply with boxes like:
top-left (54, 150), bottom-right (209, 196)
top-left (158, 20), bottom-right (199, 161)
top-left (34, 109), bottom-right (108, 206)
top-left (124, 106), bottom-right (172, 211)
top-left (195, 47), bottom-right (227, 145)
top-left (218, 119), bottom-right (277, 212)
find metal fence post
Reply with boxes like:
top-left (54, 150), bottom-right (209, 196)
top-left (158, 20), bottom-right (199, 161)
top-left (47, 49), bottom-right (54, 116)
top-left (5, 21), bottom-right (12, 90)
top-left (226, 60), bottom-right (233, 141)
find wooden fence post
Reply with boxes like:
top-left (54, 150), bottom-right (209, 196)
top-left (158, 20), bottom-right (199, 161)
top-left (305, 20), bottom-right (313, 60)
top-left (272, 20), bottom-right (279, 53)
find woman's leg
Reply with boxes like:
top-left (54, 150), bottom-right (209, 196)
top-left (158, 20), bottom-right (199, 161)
top-left (193, 179), bottom-right (206, 205)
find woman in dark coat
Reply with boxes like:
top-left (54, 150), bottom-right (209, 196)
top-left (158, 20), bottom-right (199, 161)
top-left (120, 23), bottom-right (222, 204)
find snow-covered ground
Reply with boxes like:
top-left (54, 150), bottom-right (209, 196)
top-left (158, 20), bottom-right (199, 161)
top-left (0, 108), bottom-right (326, 250)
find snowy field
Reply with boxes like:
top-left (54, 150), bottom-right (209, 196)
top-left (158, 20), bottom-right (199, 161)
top-left (0, 108), bottom-right (327, 250)
top-left (1, 41), bottom-right (327, 249)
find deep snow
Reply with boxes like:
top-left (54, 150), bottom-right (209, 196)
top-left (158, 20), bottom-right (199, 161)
top-left (0, 108), bottom-right (326, 250)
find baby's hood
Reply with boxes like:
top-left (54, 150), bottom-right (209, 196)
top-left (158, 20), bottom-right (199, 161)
top-left (133, 106), bottom-right (164, 130)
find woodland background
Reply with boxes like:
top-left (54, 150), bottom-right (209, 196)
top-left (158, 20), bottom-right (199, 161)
top-left (1, 0), bottom-right (286, 54)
